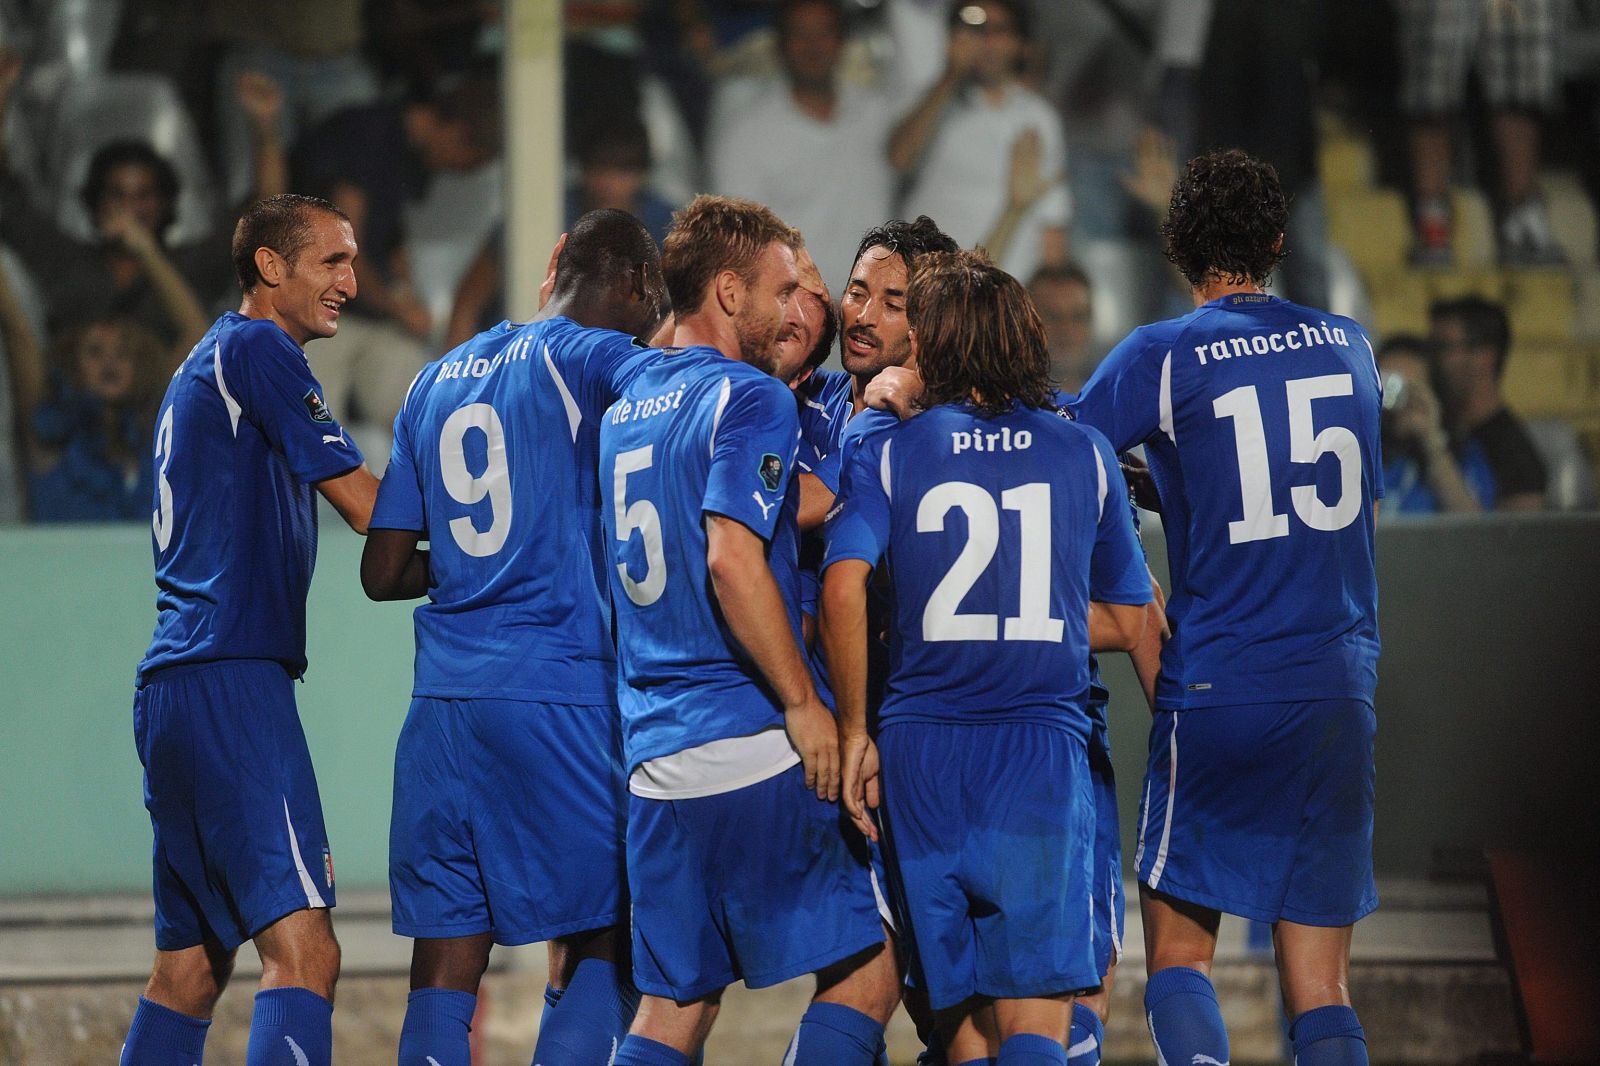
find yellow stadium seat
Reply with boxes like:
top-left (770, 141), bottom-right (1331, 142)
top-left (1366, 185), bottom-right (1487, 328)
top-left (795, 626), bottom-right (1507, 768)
top-left (1319, 134), bottom-right (1373, 193)
top-left (1545, 175), bottom-right (1597, 268)
top-left (1452, 189), bottom-right (1497, 269)
top-left (1328, 189), bottom-right (1409, 272)
top-left (1574, 272), bottom-right (1600, 341)
top-left (1504, 274), bottom-right (1575, 343)
top-left (1425, 270), bottom-right (1507, 302)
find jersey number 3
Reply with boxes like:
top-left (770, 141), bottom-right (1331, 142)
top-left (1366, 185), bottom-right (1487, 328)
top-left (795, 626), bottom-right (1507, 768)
top-left (1212, 373), bottom-right (1363, 545)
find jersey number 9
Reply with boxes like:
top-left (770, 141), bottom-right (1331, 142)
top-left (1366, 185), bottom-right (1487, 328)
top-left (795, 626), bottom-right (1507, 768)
top-left (439, 403), bottom-right (513, 557)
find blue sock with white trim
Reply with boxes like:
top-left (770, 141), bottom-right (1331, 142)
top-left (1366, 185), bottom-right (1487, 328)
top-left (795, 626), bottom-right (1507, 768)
top-left (531, 957), bottom-right (639, 1066)
top-left (1067, 1003), bottom-right (1104, 1066)
top-left (613, 1034), bottom-right (691, 1066)
top-left (246, 986), bottom-right (332, 1066)
top-left (997, 1032), bottom-right (1067, 1066)
top-left (398, 987), bottom-right (475, 1066)
top-left (1290, 1005), bottom-right (1367, 1066)
top-left (120, 996), bottom-right (210, 1065)
top-left (1144, 967), bottom-right (1228, 1066)
top-left (785, 1002), bottom-right (886, 1065)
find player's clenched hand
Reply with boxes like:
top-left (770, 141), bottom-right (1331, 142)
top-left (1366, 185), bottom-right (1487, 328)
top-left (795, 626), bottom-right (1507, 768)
top-left (785, 697), bottom-right (839, 802)
top-left (865, 366), bottom-right (924, 419)
top-left (840, 731), bottom-right (881, 841)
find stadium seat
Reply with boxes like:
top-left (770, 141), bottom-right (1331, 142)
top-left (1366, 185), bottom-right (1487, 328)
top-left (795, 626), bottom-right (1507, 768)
top-left (1504, 272), bottom-right (1576, 343)
top-left (1327, 188), bottom-right (1409, 273)
top-left (1525, 418), bottom-right (1599, 510)
top-left (1364, 269), bottom-right (1430, 340)
top-left (1575, 271), bottom-right (1600, 341)
top-left (1451, 189), bottom-right (1497, 269)
top-left (1545, 173), bottom-right (1598, 268)
top-left (1502, 343), bottom-right (1588, 419)
top-left (1317, 129), bottom-right (1374, 194)
top-left (1424, 269), bottom-right (1506, 303)
top-left (42, 72), bottom-right (218, 247)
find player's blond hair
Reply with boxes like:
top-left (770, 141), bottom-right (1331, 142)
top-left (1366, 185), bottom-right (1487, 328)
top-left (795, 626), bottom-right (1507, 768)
top-left (661, 195), bottom-right (800, 316)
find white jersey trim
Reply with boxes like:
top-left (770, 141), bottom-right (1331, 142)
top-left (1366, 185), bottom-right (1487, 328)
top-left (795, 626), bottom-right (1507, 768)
top-left (1158, 349), bottom-right (1175, 445)
top-left (629, 726), bottom-right (799, 799)
top-left (543, 343), bottom-right (584, 442)
top-left (708, 376), bottom-right (732, 458)
top-left (214, 342), bottom-right (242, 437)
top-left (1147, 717), bottom-right (1179, 889)
top-left (282, 798), bottom-right (327, 908)
top-left (879, 437), bottom-right (893, 501)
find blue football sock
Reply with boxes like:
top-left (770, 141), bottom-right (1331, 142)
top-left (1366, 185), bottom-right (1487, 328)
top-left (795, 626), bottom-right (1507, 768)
top-left (1290, 1005), bottom-right (1368, 1066)
top-left (246, 987), bottom-right (332, 1066)
top-left (120, 996), bottom-right (210, 1065)
top-left (785, 1002), bottom-right (886, 1066)
top-left (540, 982), bottom-right (565, 1034)
top-left (531, 957), bottom-right (640, 1066)
top-left (1144, 967), bottom-right (1228, 1066)
top-left (398, 987), bottom-right (476, 1066)
top-left (997, 1033), bottom-right (1067, 1066)
top-left (1067, 1003), bottom-right (1104, 1066)
top-left (613, 1034), bottom-right (692, 1066)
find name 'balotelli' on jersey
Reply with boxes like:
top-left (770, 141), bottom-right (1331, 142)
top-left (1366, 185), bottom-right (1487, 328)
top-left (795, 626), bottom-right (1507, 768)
top-left (599, 348), bottom-right (801, 771)
top-left (140, 313), bottom-right (365, 680)
top-left (369, 316), bottom-right (656, 704)
top-left (823, 404), bottom-right (1151, 738)
top-left (1071, 293), bottom-right (1383, 710)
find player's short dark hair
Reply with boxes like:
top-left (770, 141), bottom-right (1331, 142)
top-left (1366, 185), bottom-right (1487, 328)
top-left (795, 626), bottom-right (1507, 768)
top-left (778, 0), bottom-right (846, 41)
top-left (430, 71), bottom-right (504, 159)
top-left (850, 216), bottom-right (959, 285)
top-left (1430, 295), bottom-right (1511, 377)
top-left (1161, 148), bottom-right (1288, 288)
top-left (804, 293), bottom-right (839, 373)
top-left (80, 140), bottom-right (181, 237)
top-left (231, 194), bottom-right (350, 293)
top-left (662, 195), bottom-right (800, 316)
top-left (1028, 261), bottom-right (1091, 292)
top-left (555, 208), bottom-right (665, 317)
top-left (947, 0), bottom-right (1030, 40)
top-left (909, 249), bottom-right (1052, 416)
top-left (1377, 333), bottom-right (1427, 362)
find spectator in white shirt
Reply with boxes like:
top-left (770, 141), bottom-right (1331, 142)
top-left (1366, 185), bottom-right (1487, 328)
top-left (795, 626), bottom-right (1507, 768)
top-left (709, 0), bottom-right (899, 292)
top-left (890, 0), bottom-right (1070, 284)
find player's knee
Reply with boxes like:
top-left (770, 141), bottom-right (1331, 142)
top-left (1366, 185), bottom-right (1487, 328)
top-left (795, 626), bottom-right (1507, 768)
top-left (815, 941), bottom-right (901, 1023)
top-left (147, 947), bottom-right (232, 1016)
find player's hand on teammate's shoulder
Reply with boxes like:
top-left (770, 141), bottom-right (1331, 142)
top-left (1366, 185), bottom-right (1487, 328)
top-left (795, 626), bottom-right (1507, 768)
top-left (785, 695), bottom-right (840, 803)
top-left (864, 365), bottom-right (923, 419)
top-left (839, 731), bottom-right (881, 842)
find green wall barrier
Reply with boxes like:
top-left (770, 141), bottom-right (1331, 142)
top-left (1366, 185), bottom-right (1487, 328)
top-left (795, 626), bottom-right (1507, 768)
top-left (1, 516), bottom-right (1596, 896)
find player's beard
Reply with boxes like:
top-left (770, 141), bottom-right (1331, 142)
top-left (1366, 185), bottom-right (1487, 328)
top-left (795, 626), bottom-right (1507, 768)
top-left (735, 302), bottom-right (785, 377)
top-left (842, 327), bottom-right (911, 378)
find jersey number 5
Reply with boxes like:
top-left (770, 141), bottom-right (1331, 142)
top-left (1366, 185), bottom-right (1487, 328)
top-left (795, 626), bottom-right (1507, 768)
top-left (612, 445), bottom-right (667, 606)
top-left (1212, 373), bottom-right (1363, 545)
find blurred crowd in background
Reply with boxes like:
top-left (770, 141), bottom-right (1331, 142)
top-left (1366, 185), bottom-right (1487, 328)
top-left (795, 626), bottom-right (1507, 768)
top-left (1, 0), bottom-right (1598, 526)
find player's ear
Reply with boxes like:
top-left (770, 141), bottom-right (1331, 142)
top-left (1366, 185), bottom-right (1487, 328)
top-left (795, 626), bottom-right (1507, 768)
top-left (714, 268), bottom-right (741, 318)
top-left (907, 326), bottom-right (922, 369)
top-left (254, 246), bottom-right (283, 289)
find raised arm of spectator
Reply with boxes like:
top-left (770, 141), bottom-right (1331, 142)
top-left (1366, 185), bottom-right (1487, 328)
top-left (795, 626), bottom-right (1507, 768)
top-left (887, 32), bottom-right (978, 173)
top-left (237, 71), bottom-right (288, 204)
top-left (982, 128), bottom-right (1067, 266)
top-left (0, 251), bottom-right (45, 465)
top-left (0, 48), bottom-right (66, 273)
top-left (101, 211), bottom-right (210, 355)
top-left (1391, 374), bottom-right (1483, 513)
top-left (327, 181), bottom-right (433, 338)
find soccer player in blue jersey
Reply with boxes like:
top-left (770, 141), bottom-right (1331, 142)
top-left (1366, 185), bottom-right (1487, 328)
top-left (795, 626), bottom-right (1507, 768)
top-left (820, 249), bottom-right (1151, 1066)
top-left (599, 195), bottom-right (899, 1066)
top-left (358, 209), bottom-right (668, 1066)
top-left (1071, 149), bottom-right (1383, 1066)
top-left (124, 194), bottom-right (380, 1066)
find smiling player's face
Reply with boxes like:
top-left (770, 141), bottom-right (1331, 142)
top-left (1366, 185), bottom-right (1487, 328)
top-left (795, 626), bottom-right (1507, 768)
top-left (277, 213), bottom-right (359, 345)
top-left (840, 246), bottom-right (912, 378)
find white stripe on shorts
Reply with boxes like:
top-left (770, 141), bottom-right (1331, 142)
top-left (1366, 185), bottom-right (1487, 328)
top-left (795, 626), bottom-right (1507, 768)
top-left (1146, 718), bottom-right (1179, 889)
top-left (283, 797), bottom-right (327, 909)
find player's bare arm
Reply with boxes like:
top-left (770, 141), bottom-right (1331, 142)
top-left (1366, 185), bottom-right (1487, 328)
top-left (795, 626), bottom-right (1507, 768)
top-left (361, 527), bottom-right (430, 600)
top-left (797, 472), bottom-right (835, 533)
top-left (818, 557), bottom-right (879, 840)
top-left (1088, 599), bottom-right (1146, 653)
top-left (704, 512), bottom-right (839, 801)
top-left (316, 464), bottom-right (380, 535)
top-left (1129, 572), bottom-right (1169, 712)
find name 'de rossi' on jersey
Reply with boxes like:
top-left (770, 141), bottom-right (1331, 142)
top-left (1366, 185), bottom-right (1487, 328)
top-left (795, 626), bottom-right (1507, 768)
top-left (1193, 320), bottom-right (1351, 366)
top-left (609, 381), bottom-right (688, 424)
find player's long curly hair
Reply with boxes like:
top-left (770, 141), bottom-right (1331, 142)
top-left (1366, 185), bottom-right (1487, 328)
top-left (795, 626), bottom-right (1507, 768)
top-left (1161, 148), bottom-right (1288, 288)
top-left (908, 250), bottom-right (1052, 416)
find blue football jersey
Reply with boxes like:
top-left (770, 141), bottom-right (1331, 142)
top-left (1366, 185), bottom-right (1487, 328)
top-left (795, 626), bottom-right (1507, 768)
top-left (599, 348), bottom-right (802, 770)
top-left (140, 313), bottom-right (365, 679)
top-left (370, 316), bottom-right (656, 704)
top-left (795, 366), bottom-right (855, 493)
top-left (1071, 292), bottom-right (1383, 710)
top-left (823, 403), bottom-right (1151, 738)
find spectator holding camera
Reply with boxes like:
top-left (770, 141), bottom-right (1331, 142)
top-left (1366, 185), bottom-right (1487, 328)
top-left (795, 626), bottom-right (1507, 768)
top-left (1379, 298), bottom-right (1548, 514)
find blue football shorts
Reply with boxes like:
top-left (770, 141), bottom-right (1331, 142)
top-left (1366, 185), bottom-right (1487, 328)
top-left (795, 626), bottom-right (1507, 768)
top-left (878, 720), bottom-right (1099, 1011)
top-left (1086, 710), bottom-right (1124, 980)
top-left (133, 660), bottom-right (335, 952)
top-left (627, 762), bottom-right (884, 1001)
top-left (389, 697), bottom-right (627, 945)
top-left (1134, 699), bottom-right (1378, 926)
